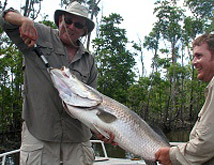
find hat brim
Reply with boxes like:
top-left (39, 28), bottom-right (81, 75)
top-left (54, 10), bottom-right (95, 35)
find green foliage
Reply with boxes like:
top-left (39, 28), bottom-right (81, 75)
top-left (92, 13), bottom-right (136, 103)
top-left (184, 0), bottom-right (214, 33)
top-left (154, 0), bottom-right (184, 42)
top-left (143, 25), bottom-right (160, 51)
top-left (184, 0), bottom-right (214, 19)
top-left (0, 26), bottom-right (3, 34)
top-left (39, 15), bottom-right (57, 29)
top-left (0, 43), bottom-right (23, 150)
top-left (127, 77), bottom-right (150, 114)
top-left (183, 16), bottom-right (205, 41)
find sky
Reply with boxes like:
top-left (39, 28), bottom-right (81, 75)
top-left (7, 0), bottom-right (157, 76)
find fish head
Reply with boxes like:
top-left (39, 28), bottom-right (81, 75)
top-left (49, 66), bottom-right (102, 107)
top-left (50, 66), bottom-right (79, 86)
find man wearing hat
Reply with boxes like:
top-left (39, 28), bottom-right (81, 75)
top-left (0, 1), bottom-right (97, 164)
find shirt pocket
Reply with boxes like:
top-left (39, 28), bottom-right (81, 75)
top-left (37, 42), bottom-right (67, 70)
top-left (35, 41), bottom-right (54, 66)
top-left (195, 124), bottom-right (210, 138)
top-left (194, 123), bottom-right (214, 153)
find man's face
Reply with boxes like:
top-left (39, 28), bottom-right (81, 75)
top-left (58, 14), bottom-right (86, 45)
top-left (192, 43), bottom-right (214, 82)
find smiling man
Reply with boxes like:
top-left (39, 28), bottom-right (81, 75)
top-left (0, 1), bottom-right (97, 165)
top-left (155, 33), bottom-right (214, 165)
top-left (193, 39), bottom-right (214, 82)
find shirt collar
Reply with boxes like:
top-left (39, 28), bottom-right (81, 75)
top-left (72, 40), bottom-right (90, 63)
top-left (204, 76), bottom-right (214, 97)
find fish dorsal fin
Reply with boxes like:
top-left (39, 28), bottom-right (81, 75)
top-left (96, 109), bottom-right (117, 123)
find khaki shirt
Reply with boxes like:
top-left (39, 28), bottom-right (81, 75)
top-left (0, 12), bottom-right (97, 142)
top-left (170, 77), bottom-right (214, 164)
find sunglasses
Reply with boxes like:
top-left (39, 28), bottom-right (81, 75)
top-left (63, 16), bottom-right (85, 29)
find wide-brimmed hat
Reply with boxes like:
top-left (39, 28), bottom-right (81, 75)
top-left (54, 1), bottom-right (95, 35)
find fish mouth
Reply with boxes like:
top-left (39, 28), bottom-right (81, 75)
top-left (50, 67), bottom-right (69, 79)
top-left (50, 68), bottom-right (71, 94)
top-left (50, 70), bottom-right (64, 80)
top-left (61, 67), bottom-right (70, 78)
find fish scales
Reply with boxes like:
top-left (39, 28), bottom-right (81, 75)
top-left (50, 67), bottom-right (169, 163)
top-left (100, 94), bottom-right (167, 160)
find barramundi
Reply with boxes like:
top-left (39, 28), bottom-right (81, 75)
top-left (49, 66), bottom-right (169, 164)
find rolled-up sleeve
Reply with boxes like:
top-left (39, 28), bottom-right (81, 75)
top-left (0, 8), bottom-right (20, 31)
top-left (0, 8), bottom-right (29, 51)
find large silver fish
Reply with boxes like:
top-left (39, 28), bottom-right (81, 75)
top-left (49, 66), bottom-right (169, 163)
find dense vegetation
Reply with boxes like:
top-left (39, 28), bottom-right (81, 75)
top-left (0, 0), bottom-right (213, 153)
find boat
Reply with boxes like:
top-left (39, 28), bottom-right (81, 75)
top-left (0, 140), bottom-right (184, 165)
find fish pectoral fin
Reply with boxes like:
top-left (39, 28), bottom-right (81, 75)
top-left (92, 123), bottom-right (110, 139)
top-left (96, 109), bottom-right (117, 123)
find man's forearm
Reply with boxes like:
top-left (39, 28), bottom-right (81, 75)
top-left (4, 11), bottom-right (32, 26)
top-left (4, 11), bottom-right (38, 47)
